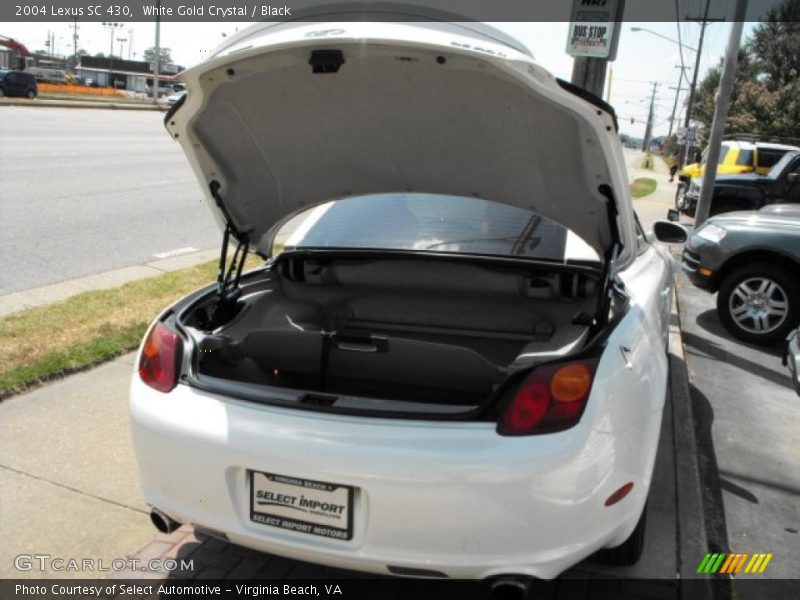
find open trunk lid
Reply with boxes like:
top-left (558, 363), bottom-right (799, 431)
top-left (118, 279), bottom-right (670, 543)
top-left (166, 18), bottom-right (634, 263)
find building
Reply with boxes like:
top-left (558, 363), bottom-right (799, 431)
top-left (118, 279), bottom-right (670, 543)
top-left (75, 55), bottom-right (183, 95)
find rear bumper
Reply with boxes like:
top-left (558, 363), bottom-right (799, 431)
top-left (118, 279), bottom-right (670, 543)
top-left (129, 376), bottom-right (661, 580)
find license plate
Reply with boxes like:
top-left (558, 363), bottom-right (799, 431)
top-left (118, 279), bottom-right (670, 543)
top-left (249, 470), bottom-right (353, 540)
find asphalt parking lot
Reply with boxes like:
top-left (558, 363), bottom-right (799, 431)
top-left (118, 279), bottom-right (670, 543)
top-left (676, 268), bottom-right (800, 597)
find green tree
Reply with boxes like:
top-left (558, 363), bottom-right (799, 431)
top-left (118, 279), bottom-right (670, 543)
top-left (143, 46), bottom-right (172, 64)
top-left (691, 0), bottom-right (800, 139)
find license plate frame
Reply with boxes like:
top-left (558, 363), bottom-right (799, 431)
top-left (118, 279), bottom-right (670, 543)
top-left (249, 470), bottom-right (354, 541)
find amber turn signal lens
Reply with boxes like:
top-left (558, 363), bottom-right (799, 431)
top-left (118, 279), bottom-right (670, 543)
top-left (550, 364), bottom-right (592, 403)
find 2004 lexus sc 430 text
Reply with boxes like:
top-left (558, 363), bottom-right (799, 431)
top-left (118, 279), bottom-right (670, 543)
top-left (129, 16), bottom-right (688, 580)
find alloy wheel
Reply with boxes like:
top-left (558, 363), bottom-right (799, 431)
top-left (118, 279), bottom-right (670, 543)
top-left (728, 277), bottom-right (789, 335)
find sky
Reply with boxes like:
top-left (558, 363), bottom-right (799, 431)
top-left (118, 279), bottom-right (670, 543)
top-left (2, 19), bottom-right (758, 139)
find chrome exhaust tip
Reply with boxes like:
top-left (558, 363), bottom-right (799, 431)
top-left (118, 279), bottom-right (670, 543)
top-left (149, 508), bottom-right (181, 534)
top-left (489, 577), bottom-right (530, 600)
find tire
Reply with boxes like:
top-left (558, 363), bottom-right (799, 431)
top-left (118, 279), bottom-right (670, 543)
top-left (598, 505), bottom-right (647, 566)
top-left (717, 262), bottom-right (799, 345)
top-left (26, 89), bottom-right (36, 100)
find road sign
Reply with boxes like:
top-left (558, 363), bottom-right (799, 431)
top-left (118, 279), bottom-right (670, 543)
top-left (687, 127), bottom-right (697, 143)
top-left (676, 127), bottom-right (687, 141)
top-left (566, 0), bottom-right (622, 60)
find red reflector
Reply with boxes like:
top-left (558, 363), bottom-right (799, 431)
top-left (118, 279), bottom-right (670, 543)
top-left (605, 482), bottom-right (634, 507)
top-left (139, 322), bottom-right (182, 393)
top-left (500, 358), bottom-right (598, 435)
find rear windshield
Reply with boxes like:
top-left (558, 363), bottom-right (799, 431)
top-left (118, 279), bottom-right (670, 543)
top-left (273, 193), bottom-right (599, 263)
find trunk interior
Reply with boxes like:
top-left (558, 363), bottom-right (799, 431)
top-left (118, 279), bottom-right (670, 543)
top-left (182, 256), bottom-right (599, 409)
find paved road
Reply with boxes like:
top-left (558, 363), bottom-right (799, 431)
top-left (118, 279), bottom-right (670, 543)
top-left (0, 107), bottom-right (219, 295)
top-left (677, 270), bottom-right (800, 593)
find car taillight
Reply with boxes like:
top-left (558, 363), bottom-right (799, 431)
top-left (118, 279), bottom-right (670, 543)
top-left (499, 357), bottom-right (599, 435)
top-left (139, 322), bottom-right (183, 393)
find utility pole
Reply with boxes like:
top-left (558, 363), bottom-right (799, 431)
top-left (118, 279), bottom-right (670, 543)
top-left (694, 2), bottom-right (749, 227)
top-left (642, 82), bottom-right (658, 152)
top-left (669, 65), bottom-right (689, 137)
top-left (571, 56), bottom-right (609, 99)
top-left (681, 0), bottom-right (726, 165)
top-left (72, 18), bottom-right (79, 70)
top-left (153, 0), bottom-right (161, 103)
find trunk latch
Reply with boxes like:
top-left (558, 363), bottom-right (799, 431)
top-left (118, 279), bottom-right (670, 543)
top-left (309, 50), bottom-right (345, 74)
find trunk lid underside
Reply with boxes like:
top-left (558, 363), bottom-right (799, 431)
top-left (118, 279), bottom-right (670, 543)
top-left (170, 27), bottom-right (620, 258)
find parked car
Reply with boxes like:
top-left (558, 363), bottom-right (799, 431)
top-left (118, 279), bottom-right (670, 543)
top-left (165, 89), bottom-right (186, 105)
top-left (682, 204), bottom-right (800, 344)
top-left (678, 150), bottom-right (800, 217)
top-left (785, 326), bottom-right (800, 396)
top-left (676, 139), bottom-right (799, 210)
top-left (0, 69), bottom-right (37, 99)
top-left (131, 18), bottom-right (687, 582)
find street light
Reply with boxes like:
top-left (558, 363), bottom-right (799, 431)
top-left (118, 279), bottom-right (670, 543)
top-left (117, 37), bottom-right (127, 59)
top-left (629, 27), bottom-right (698, 52)
top-left (102, 22), bottom-right (122, 88)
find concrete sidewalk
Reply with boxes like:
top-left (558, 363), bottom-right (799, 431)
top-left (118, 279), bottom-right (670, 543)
top-left (630, 154), bottom-right (679, 226)
top-left (0, 248), bottom-right (219, 318)
top-left (0, 354), bottom-right (153, 578)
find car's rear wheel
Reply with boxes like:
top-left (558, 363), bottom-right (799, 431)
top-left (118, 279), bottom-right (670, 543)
top-left (26, 89), bottom-right (36, 100)
top-left (598, 505), bottom-right (647, 566)
top-left (717, 263), bottom-right (799, 345)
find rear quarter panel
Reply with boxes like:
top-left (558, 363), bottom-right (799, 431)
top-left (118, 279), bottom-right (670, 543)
top-left (587, 244), bottom-right (671, 435)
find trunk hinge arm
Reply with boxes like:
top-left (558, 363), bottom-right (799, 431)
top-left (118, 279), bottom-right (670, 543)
top-left (208, 181), bottom-right (250, 323)
top-left (591, 187), bottom-right (627, 334)
top-left (592, 241), bottom-right (624, 334)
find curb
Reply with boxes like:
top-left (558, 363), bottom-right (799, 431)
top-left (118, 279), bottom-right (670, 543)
top-left (0, 248), bottom-right (219, 318)
top-left (668, 275), bottom-right (714, 600)
top-left (0, 98), bottom-right (167, 111)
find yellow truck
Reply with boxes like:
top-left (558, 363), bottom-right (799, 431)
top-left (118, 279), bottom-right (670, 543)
top-left (676, 137), bottom-right (799, 210)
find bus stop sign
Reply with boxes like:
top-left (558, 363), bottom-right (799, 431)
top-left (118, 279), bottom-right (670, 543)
top-left (566, 0), bottom-right (623, 60)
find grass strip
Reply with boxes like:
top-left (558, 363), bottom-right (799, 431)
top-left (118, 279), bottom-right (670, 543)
top-left (0, 256), bottom-right (261, 399)
top-left (630, 177), bottom-right (658, 199)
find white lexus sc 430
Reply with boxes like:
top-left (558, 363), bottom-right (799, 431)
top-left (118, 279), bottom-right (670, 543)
top-left (129, 17), bottom-right (687, 582)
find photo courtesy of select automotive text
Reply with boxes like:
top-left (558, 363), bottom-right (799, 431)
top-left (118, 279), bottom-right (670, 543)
top-left (1, 0), bottom-right (799, 598)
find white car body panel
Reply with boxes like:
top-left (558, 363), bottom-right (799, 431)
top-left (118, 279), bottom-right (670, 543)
top-left (130, 373), bottom-right (661, 580)
top-left (131, 17), bottom-right (675, 580)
